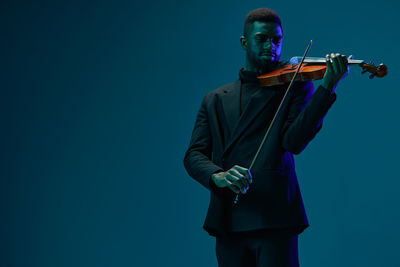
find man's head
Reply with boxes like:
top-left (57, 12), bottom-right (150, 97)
top-left (240, 8), bottom-right (283, 73)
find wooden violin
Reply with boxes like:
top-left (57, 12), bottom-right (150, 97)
top-left (257, 56), bottom-right (388, 87)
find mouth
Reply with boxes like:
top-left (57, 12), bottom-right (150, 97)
top-left (260, 53), bottom-right (274, 57)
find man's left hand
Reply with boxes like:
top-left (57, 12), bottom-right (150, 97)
top-left (321, 53), bottom-right (349, 94)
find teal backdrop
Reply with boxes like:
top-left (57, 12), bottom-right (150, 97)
top-left (1, 0), bottom-right (399, 266)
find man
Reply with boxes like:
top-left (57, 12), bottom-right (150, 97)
top-left (183, 8), bottom-right (348, 267)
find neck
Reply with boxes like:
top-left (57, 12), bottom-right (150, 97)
top-left (243, 65), bottom-right (261, 73)
top-left (244, 60), bottom-right (278, 74)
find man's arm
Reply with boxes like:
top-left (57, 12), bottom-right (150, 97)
top-left (281, 81), bottom-right (337, 154)
top-left (183, 93), bottom-right (224, 191)
top-left (281, 53), bottom-right (348, 154)
top-left (183, 93), bottom-right (253, 194)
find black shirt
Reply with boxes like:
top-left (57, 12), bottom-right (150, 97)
top-left (238, 68), bottom-right (263, 116)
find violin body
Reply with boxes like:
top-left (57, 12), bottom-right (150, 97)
top-left (258, 64), bottom-right (327, 87)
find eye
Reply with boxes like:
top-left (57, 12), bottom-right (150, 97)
top-left (255, 36), bottom-right (265, 42)
top-left (272, 37), bottom-right (282, 44)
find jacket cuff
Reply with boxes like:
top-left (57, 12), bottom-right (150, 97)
top-left (209, 169), bottom-right (224, 193)
top-left (319, 85), bottom-right (337, 99)
top-left (315, 85), bottom-right (337, 111)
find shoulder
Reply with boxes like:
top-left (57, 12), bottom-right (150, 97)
top-left (202, 79), bottom-right (240, 101)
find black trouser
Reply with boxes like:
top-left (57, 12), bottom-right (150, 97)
top-left (215, 229), bottom-right (299, 267)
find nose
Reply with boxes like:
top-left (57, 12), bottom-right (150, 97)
top-left (263, 38), bottom-right (273, 49)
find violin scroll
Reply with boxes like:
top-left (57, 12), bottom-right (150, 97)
top-left (360, 62), bottom-right (387, 79)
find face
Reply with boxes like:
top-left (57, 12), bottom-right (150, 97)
top-left (241, 21), bottom-right (283, 73)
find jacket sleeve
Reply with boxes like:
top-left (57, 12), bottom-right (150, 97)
top-left (281, 81), bottom-right (337, 154)
top-left (183, 93), bottom-right (224, 191)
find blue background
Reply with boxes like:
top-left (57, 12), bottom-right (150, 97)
top-left (1, 0), bottom-right (399, 266)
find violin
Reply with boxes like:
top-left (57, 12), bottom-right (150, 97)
top-left (257, 56), bottom-right (388, 87)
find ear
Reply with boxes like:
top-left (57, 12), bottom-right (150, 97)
top-left (240, 36), bottom-right (247, 51)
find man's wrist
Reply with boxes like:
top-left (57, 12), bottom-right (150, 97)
top-left (211, 172), bottom-right (218, 183)
top-left (211, 171), bottom-right (223, 186)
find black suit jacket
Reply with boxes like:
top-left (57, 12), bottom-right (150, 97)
top-left (183, 78), bottom-right (336, 237)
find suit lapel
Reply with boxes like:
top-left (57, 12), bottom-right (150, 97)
top-left (220, 80), bottom-right (241, 137)
top-left (221, 80), bottom-right (278, 155)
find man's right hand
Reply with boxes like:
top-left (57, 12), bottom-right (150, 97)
top-left (211, 165), bottom-right (253, 194)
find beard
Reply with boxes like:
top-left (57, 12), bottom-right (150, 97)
top-left (258, 59), bottom-right (278, 73)
top-left (247, 52), bottom-right (280, 74)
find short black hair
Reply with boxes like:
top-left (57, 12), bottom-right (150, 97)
top-left (243, 8), bottom-right (282, 37)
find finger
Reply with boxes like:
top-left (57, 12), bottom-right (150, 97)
top-left (233, 165), bottom-right (252, 184)
top-left (343, 55), bottom-right (348, 65)
top-left (336, 54), bottom-right (346, 73)
top-left (225, 179), bottom-right (240, 194)
top-left (247, 169), bottom-right (253, 184)
top-left (343, 55), bottom-right (349, 71)
top-left (229, 184), bottom-right (240, 194)
top-left (231, 167), bottom-right (250, 188)
top-left (226, 170), bottom-right (248, 193)
top-left (325, 54), bottom-right (333, 73)
top-left (230, 185), bottom-right (240, 194)
top-left (330, 53), bottom-right (340, 74)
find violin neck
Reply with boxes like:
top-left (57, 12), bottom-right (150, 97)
top-left (290, 56), bottom-right (364, 65)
